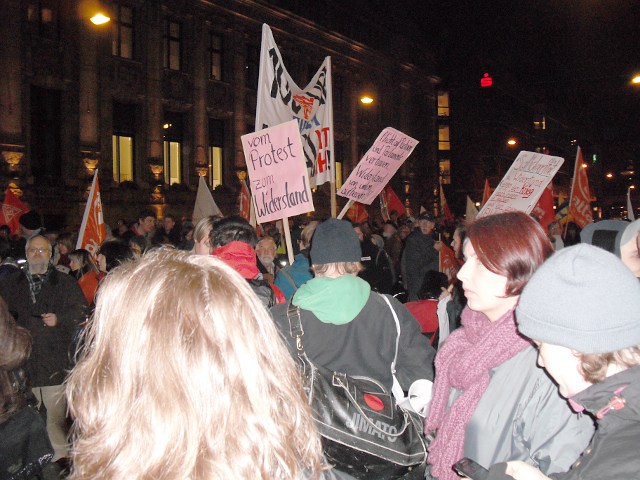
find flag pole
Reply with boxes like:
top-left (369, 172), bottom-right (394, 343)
top-left (327, 57), bottom-right (337, 218)
top-left (337, 199), bottom-right (354, 220)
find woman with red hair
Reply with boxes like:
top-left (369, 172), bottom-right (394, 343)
top-left (424, 212), bottom-right (594, 480)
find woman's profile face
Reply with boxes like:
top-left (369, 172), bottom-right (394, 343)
top-left (69, 258), bottom-right (80, 272)
top-left (456, 240), bottom-right (517, 321)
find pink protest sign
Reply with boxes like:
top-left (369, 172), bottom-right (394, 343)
top-left (478, 151), bottom-right (564, 217)
top-left (338, 127), bottom-right (418, 205)
top-left (241, 120), bottom-right (314, 223)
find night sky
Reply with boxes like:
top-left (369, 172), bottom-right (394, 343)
top-left (387, 0), bottom-right (640, 165)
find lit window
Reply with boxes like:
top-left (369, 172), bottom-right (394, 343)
top-left (336, 162), bottom-right (343, 189)
top-left (163, 20), bottom-right (181, 71)
top-left (163, 112), bottom-right (183, 184)
top-left (437, 91), bottom-right (450, 117)
top-left (112, 101), bottom-right (136, 182)
top-left (438, 125), bottom-right (451, 150)
top-left (27, 0), bottom-right (58, 39)
top-left (112, 136), bottom-right (133, 182)
top-left (112, 4), bottom-right (133, 59)
top-left (208, 118), bottom-right (224, 187)
top-left (439, 159), bottom-right (451, 184)
top-left (209, 32), bottom-right (223, 80)
top-left (163, 141), bottom-right (181, 184)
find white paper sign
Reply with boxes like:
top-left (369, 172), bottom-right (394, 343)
top-left (478, 151), bottom-right (564, 217)
top-left (338, 127), bottom-right (418, 205)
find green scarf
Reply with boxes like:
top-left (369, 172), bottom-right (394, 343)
top-left (293, 275), bottom-right (371, 325)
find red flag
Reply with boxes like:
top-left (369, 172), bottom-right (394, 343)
top-left (0, 189), bottom-right (29, 235)
top-left (346, 202), bottom-right (369, 224)
top-left (481, 179), bottom-right (492, 207)
top-left (440, 185), bottom-right (454, 222)
top-left (239, 179), bottom-right (251, 221)
top-left (532, 182), bottom-right (555, 231)
top-left (76, 171), bottom-right (106, 256)
top-left (381, 186), bottom-right (406, 219)
top-left (568, 147), bottom-right (593, 228)
top-left (439, 243), bottom-right (461, 284)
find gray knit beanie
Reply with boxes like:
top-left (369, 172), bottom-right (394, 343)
top-left (517, 244), bottom-right (640, 354)
top-left (310, 218), bottom-right (362, 265)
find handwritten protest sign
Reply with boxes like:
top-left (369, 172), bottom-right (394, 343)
top-left (338, 127), bottom-right (418, 205)
top-left (241, 120), bottom-right (314, 224)
top-left (478, 151), bottom-right (564, 218)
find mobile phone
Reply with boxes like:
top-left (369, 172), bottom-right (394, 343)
top-left (453, 457), bottom-right (489, 480)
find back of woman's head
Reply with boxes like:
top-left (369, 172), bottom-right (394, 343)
top-left (193, 215), bottom-right (216, 243)
top-left (97, 240), bottom-right (135, 272)
top-left (0, 297), bottom-right (31, 423)
top-left (466, 212), bottom-right (553, 296)
top-left (66, 249), bottom-right (322, 480)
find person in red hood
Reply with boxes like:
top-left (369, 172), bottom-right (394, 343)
top-left (210, 216), bottom-right (284, 307)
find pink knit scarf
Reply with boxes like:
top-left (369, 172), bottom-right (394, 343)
top-left (425, 306), bottom-right (529, 480)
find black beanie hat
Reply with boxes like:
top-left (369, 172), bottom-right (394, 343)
top-left (310, 219), bottom-right (362, 265)
top-left (19, 211), bottom-right (42, 230)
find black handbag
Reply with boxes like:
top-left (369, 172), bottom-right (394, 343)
top-left (286, 298), bottom-right (428, 479)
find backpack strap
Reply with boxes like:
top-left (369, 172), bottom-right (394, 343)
top-left (285, 298), bottom-right (305, 352)
top-left (380, 294), bottom-right (404, 400)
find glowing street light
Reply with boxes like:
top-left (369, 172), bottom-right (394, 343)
top-left (90, 12), bottom-right (110, 25)
top-left (632, 75), bottom-right (640, 85)
top-left (506, 138), bottom-right (517, 146)
top-left (606, 172), bottom-right (614, 179)
top-left (360, 95), bottom-right (374, 105)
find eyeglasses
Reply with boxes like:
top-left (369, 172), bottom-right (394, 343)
top-left (27, 247), bottom-right (49, 254)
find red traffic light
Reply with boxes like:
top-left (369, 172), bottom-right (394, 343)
top-left (480, 72), bottom-right (493, 87)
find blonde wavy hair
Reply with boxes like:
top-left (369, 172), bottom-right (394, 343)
top-left (66, 249), bottom-right (324, 479)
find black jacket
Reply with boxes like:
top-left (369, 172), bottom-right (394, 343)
top-left (271, 292), bottom-right (435, 391)
top-left (0, 268), bottom-right (87, 386)
top-left (488, 364), bottom-right (640, 480)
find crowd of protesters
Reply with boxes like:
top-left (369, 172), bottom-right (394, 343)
top-left (1, 203), bottom-right (640, 480)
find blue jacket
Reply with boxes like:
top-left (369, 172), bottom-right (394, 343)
top-left (274, 252), bottom-right (313, 300)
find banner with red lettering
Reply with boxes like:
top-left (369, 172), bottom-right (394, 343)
top-left (76, 171), bottom-right (106, 256)
top-left (0, 189), bottom-right (29, 235)
top-left (255, 24), bottom-right (334, 188)
top-left (532, 182), bottom-right (555, 231)
top-left (439, 243), bottom-right (461, 284)
top-left (568, 147), bottom-right (593, 228)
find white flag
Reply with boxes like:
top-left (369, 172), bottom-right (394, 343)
top-left (192, 176), bottom-right (222, 223)
top-left (255, 24), bottom-right (334, 188)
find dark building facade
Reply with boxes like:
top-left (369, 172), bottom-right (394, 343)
top-left (0, 0), bottom-right (441, 229)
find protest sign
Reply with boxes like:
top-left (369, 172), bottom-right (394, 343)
top-left (338, 127), bottom-right (418, 205)
top-left (241, 120), bottom-right (314, 224)
top-left (477, 151), bottom-right (563, 218)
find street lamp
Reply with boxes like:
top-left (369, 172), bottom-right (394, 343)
top-left (90, 12), bottom-right (110, 24)
top-left (632, 74), bottom-right (640, 85)
top-left (360, 95), bottom-right (374, 105)
top-left (506, 138), bottom-right (517, 147)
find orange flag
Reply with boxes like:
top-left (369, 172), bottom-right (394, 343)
top-left (76, 171), bottom-right (107, 256)
top-left (481, 179), bottom-right (492, 207)
top-left (239, 179), bottom-right (252, 221)
top-left (346, 201), bottom-right (369, 224)
top-left (0, 188), bottom-right (29, 235)
top-left (440, 184), bottom-right (454, 222)
top-left (439, 243), bottom-right (461, 284)
top-left (568, 147), bottom-right (593, 228)
top-left (532, 182), bottom-right (555, 231)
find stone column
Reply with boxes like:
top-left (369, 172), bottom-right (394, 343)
top-left (0, 0), bottom-right (24, 147)
top-left (232, 30), bottom-right (247, 173)
top-left (191, 19), bottom-right (208, 183)
top-left (145, 1), bottom-right (164, 186)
